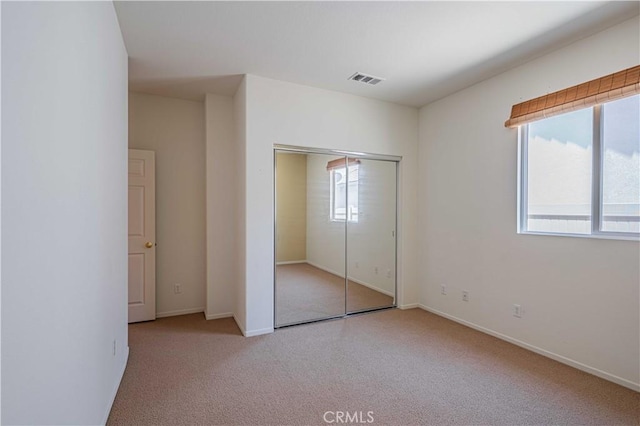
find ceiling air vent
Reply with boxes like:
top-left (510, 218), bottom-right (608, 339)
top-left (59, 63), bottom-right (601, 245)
top-left (348, 72), bottom-right (385, 86)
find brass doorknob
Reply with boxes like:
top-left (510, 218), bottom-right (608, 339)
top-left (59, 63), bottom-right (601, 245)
top-left (145, 242), bottom-right (154, 248)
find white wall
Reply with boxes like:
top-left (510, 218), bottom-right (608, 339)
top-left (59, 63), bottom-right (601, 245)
top-left (306, 155), bottom-right (397, 296)
top-left (233, 78), bottom-right (248, 333)
top-left (205, 93), bottom-right (237, 319)
top-left (241, 75), bottom-right (418, 335)
top-left (129, 92), bottom-right (206, 318)
top-left (2, 2), bottom-right (129, 424)
top-left (306, 153), bottom-right (347, 276)
top-left (418, 17), bottom-right (640, 390)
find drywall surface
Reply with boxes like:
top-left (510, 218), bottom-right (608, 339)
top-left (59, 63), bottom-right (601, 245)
top-left (418, 16), bottom-right (640, 389)
top-left (233, 78), bottom-right (247, 334)
top-left (205, 93), bottom-right (237, 319)
top-left (305, 153), bottom-right (347, 276)
top-left (129, 92), bottom-right (206, 317)
top-left (275, 152), bottom-right (307, 263)
top-left (242, 75), bottom-right (418, 334)
top-left (2, 2), bottom-right (129, 424)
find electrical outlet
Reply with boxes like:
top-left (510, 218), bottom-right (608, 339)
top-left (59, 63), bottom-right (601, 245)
top-left (374, 267), bottom-right (379, 275)
top-left (441, 285), bottom-right (447, 295)
top-left (174, 283), bottom-right (182, 294)
top-left (513, 304), bottom-right (522, 318)
top-left (386, 269), bottom-right (392, 278)
top-left (462, 290), bottom-right (469, 302)
top-left (112, 339), bottom-right (116, 356)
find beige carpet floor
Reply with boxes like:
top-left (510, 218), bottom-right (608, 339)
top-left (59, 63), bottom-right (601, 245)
top-left (276, 263), bottom-right (394, 326)
top-left (108, 309), bottom-right (639, 426)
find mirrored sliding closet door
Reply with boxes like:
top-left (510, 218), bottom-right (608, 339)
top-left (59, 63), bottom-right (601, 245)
top-left (275, 147), bottom-right (398, 328)
top-left (275, 151), bottom-right (346, 327)
top-left (346, 158), bottom-right (397, 314)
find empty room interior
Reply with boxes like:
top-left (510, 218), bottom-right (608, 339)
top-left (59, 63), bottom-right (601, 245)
top-left (2, 1), bottom-right (640, 425)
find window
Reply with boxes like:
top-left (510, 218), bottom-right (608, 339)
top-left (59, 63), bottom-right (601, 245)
top-left (601, 95), bottom-right (640, 233)
top-left (330, 164), bottom-right (359, 222)
top-left (520, 94), bottom-right (639, 238)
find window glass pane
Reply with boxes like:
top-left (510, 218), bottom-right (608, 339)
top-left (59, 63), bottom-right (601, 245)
top-left (333, 167), bottom-right (347, 220)
top-left (331, 165), bottom-right (359, 222)
top-left (601, 95), bottom-right (640, 233)
top-left (527, 108), bottom-right (593, 234)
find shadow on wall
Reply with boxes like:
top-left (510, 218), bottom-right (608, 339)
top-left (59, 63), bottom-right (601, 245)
top-left (127, 68), bottom-right (244, 101)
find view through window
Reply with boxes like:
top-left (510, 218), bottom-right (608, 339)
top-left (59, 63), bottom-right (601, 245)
top-left (522, 94), bottom-right (639, 237)
top-left (331, 164), bottom-right (359, 222)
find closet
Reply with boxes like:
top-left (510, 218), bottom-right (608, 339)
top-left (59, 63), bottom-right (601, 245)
top-left (274, 146), bottom-right (399, 327)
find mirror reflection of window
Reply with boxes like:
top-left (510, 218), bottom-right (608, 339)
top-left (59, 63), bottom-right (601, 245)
top-left (331, 164), bottom-right (359, 222)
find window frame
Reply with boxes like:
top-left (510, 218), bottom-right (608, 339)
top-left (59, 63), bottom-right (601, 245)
top-left (518, 102), bottom-right (639, 241)
top-left (329, 164), bottom-right (359, 223)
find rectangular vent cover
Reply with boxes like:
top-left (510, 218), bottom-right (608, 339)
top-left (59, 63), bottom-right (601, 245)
top-left (348, 72), bottom-right (385, 86)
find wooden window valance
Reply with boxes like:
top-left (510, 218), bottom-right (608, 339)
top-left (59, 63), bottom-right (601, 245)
top-left (326, 158), bottom-right (360, 171)
top-left (505, 65), bottom-right (640, 128)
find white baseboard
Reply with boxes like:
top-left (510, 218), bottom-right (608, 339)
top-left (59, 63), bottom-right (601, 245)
top-left (305, 260), bottom-right (394, 297)
top-left (276, 260), bottom-right (307, 265)
top-left (101, 346), bottom-right (129, 425)
top-left (233, 314), bottom-right (246, 336)
top-left (245, 327), bottom-right (274, 337)
top-left (205, 311), bottom-right (234, 320)
top-left (156, 307), bottom-right (205, 318)
top-left (419, 304), bottom-right (640, 392)
top-left (349, 276), bottom-right (395, 297)
top-left (231, 314), bottom-right (273, 337)
top-left (305, 260), bottom-right (343, 278)
top-left (399, 303), bottom-right (419, 310)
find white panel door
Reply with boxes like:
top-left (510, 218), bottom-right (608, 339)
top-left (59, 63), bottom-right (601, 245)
top-left (128, 149), bottom-right (156, 323)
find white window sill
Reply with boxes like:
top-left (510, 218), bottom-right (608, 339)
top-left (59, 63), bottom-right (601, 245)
top-left (519, 230), bottom-right (640, 242)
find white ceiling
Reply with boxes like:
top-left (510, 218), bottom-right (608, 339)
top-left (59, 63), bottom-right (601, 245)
top-left (115, 1), bottom-right (639, 107)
